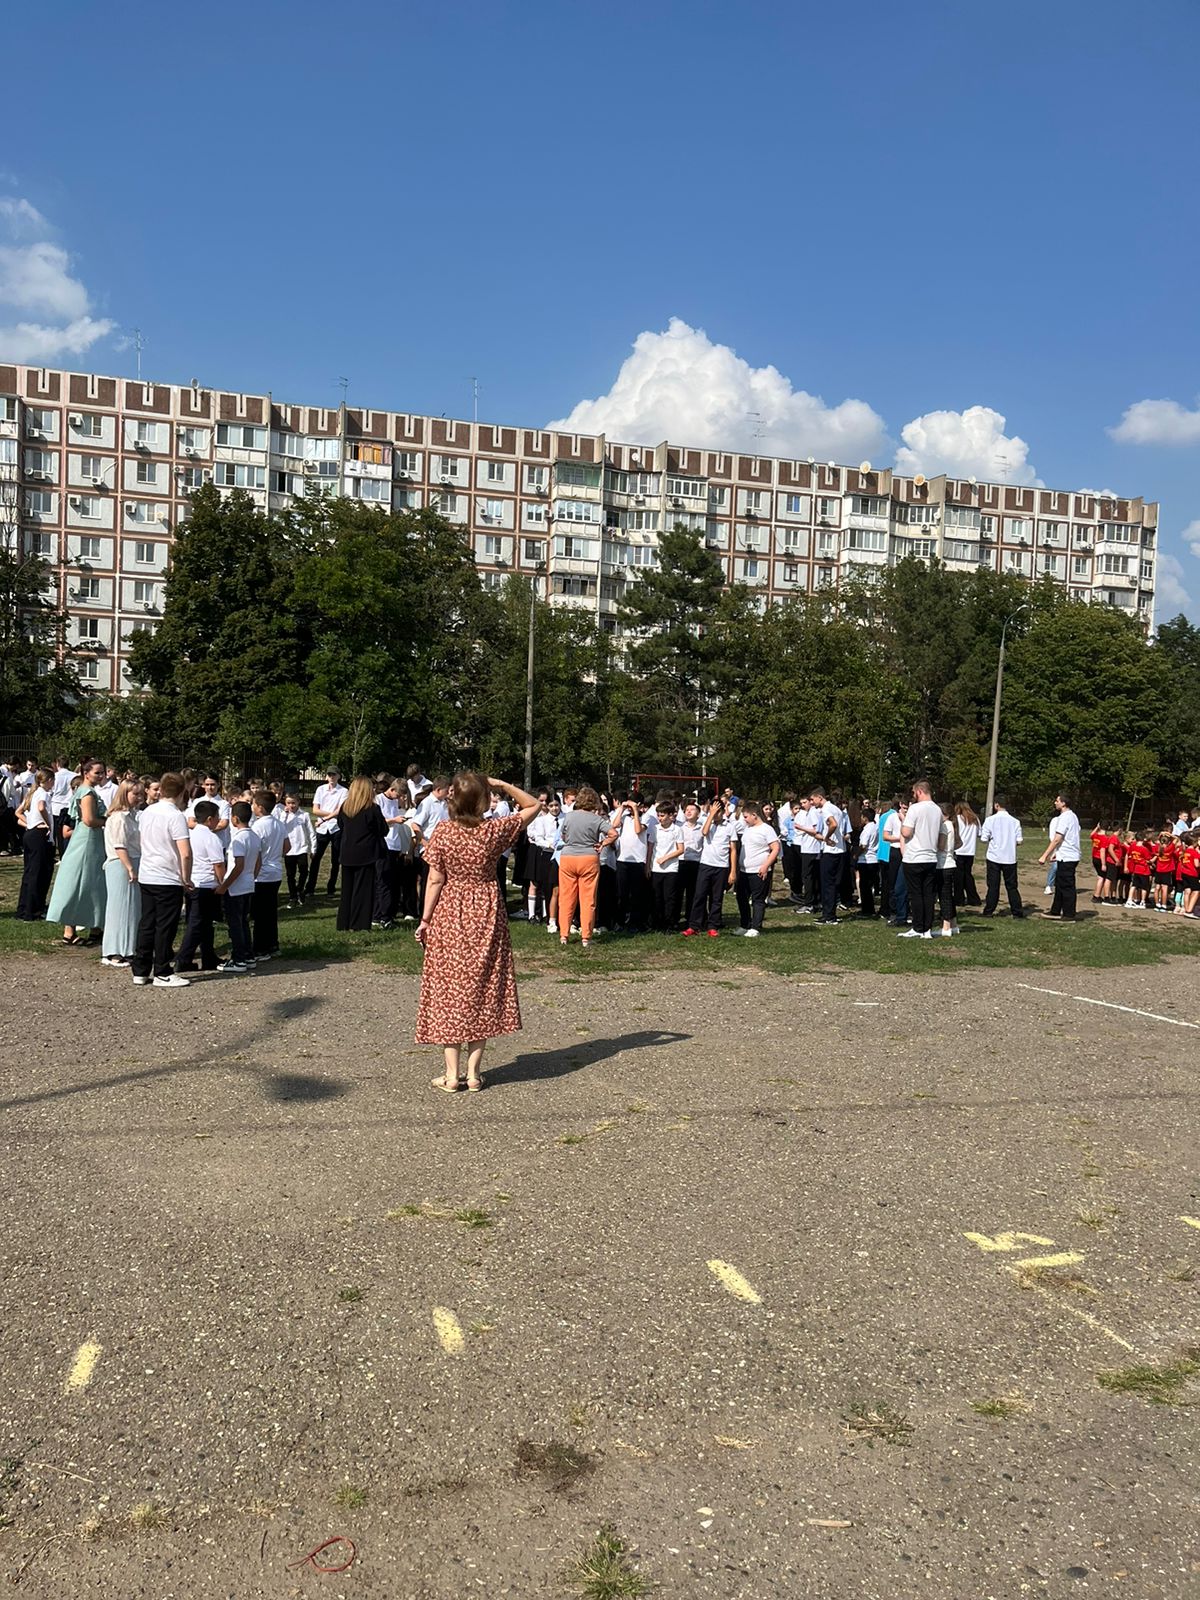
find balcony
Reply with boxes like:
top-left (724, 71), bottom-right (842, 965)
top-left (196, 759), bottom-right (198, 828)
top-left (848, 511), bottom-right (890, 533)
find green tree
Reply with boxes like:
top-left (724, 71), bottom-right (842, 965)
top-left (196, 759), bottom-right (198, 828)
top-left (0, 545), bottom-right (87, 737)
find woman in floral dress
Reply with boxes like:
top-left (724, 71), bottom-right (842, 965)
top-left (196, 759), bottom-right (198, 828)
top-left (416, 773), bottom-right (540, 1092)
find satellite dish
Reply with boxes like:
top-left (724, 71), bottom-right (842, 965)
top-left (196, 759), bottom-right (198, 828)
top-left (859, 460), bottom-right (872, 473)
top-left (968, 476), bottom-right (978, 486)
top-left (913, 473), bottom-right (926, 487)
top-left (807, 456), bottom-right (815, 464)
top-left (827, 460), bottom-right (836, 468)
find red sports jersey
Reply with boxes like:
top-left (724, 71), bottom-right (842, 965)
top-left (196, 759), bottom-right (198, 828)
top-left (1156, 841), bottom-right (1178, 873)
top-left (1090, 828), bottom-right (1108, 857)
top-left (1179, 846), bottom-right (1200, 880)
top-left (1126, 841), bottom-right (1152, 876)
top-left (1109, 838), bottom-right (1127, 867)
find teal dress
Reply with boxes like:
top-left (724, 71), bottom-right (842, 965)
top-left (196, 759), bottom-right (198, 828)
top-left (47, 784), bottom-right (108, 930)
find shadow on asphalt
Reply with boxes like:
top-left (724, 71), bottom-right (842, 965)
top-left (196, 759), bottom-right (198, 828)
top-left (488, 1029), bottom-right (692, 1086)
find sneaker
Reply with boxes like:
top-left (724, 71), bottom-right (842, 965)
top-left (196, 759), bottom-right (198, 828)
top-left (1043, 886), bottom-right (1054, 895)
top-left (744, 928), bottom-right (759, 938)
top-left (217, 961), bottom-right (248, 974)
top-left (682, 928), bottom-right (698, 937)
top-left (131, 975), bottom-right (150, 986)
top-left (547, 920), bottom-right (558, 934)
top-left (731, 927), bottom-right (748, 936)
top-left (919, 931), bottom-right (933, 940)
top-left (100, 955), bottom-right (129, 968)
top-left (897, 928), bottom-right (922, 938)
top-left (707, 929), bottom-right (720, 938)
top-left (256, 952), bottom-right (274, 961)
top-left (816, 918), bottom-right (839, 926)
top-left (152, 973), bottom-right (190, 987)
top-left (1038, 911), bottom-right (1061, 920)
top-left (792, 906), bottom-right (812, 915)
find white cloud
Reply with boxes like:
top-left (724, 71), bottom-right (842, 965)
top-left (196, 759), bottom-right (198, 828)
top-left (1108, 398), bottom-right (1200, 446)
top-left (547, 318), bottom-right (890, 462)
top-left (1157, 551), bottom-right (1192, 613)
top-left (895, 405), bottom-right (1039, 485)
top-left (1181, 519), bottom-right (1200, 561)
top-left (0, 198), bottom-right (114, 363)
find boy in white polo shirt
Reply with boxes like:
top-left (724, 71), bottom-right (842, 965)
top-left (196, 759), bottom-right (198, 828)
top-left (132, 770), bottom-right (193, 987)
top-left (250, 788), bottom-right (286, 958)
top-left (733, 801), bottom-right (781, 937)
top-left (684, 797), bottom-right (738, 937)
top-left (217, 801), bottom-right (260, 973)
top-left (177, 800), bottom-right (226, 972)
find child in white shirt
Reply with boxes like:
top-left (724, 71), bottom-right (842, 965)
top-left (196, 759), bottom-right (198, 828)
top-left (217, 802), bottom-right (260, 971)
top-left (282, 791), bottom-right (316, 908)
top-left (650, 803), bottom-right (685, 931)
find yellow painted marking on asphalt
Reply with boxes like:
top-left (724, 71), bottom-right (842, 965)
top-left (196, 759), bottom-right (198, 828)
top-left (1003, 1267), bottom-right (1137, 1353)
top-left (964, 1230), bottom-right (1055, 1254)
top-left (1181, 1216), bottom-right (1200, 1231)
top-left (64, 1340), bottom-right (102, 1393)
top-left (1016, 1252), bottom-right (1086, 1270)
top-left (431, 1306), bottom-right (464, 1354)
top-left (706, 1260), bottom-right (762, 1305)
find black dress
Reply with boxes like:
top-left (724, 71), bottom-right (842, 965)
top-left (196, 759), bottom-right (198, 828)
top-left (336, 803), bottom-right (388, 930)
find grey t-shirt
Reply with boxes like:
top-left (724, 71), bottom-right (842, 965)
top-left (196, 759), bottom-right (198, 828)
top-left (559, 809), bottom-right (607, 857)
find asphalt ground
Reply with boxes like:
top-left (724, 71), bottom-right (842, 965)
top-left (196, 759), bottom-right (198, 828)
top-left (1, 951), bottom-right (1198, 1599)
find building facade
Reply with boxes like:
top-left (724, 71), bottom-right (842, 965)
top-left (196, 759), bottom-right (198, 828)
top-left (0, 362), bottom-right (1159, 697)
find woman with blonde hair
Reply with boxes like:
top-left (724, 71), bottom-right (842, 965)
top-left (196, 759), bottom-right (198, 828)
top-left (336, 774), bottom-right (388, 931)
top-left (101, 779), bottom-right (144, 968)
top-left (416, 772), bottom-right (540, 1092)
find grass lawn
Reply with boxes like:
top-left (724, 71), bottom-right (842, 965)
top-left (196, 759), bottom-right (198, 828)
top-left (1, 848), bottom-right (1195, 978)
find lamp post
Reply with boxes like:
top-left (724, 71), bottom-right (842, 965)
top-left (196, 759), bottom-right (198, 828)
top-left (523, 562), bottom-right (544, 791)
top-left (983, 601), bottom-right (1029, 817)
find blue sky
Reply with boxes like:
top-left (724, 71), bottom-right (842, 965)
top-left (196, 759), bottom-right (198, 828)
top-left (4, 0), bottom-right (1199, 616)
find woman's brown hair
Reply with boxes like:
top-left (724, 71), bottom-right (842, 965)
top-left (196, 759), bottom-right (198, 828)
top-left (954, 801), bottom-right (980, 828)
top-left (448, 770), bottom-right (488, 827)
top-left (575, 784), bottom-right (601, 814)
top-left (341, 775), bottom-right (376, 817)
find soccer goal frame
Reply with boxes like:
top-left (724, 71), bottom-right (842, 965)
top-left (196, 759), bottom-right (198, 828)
top-left (633, 772), bottom-right (721, 799)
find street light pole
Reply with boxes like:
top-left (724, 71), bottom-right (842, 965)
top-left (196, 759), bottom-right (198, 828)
top-left (984, 602), bottom-right (1029, 817)
top-left (523, 564), bottom-right (543, 791)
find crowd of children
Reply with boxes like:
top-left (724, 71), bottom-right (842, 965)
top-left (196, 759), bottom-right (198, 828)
top-left (4, 754), bottom-right (1198, 984)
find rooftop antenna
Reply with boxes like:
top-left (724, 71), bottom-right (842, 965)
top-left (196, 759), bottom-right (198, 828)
top-left (994, 452), bottom-right (1011, 484)
top-left (748, 410), bottom-right (766, 443)
top-left (470, 377), bottom-right (479, 426)
top-left (133, 328), bottom-right (144, 382)
top-left (337, 376), bottom-right (349, 409)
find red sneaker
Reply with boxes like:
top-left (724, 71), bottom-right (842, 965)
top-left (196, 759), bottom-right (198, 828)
top-left (682, 928), bottom-right (698, 937)
top-left (707, 929), bottom-right (720, 938)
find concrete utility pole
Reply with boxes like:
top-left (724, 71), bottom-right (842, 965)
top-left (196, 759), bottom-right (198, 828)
top-left (984, 602), bottom-right (1029, 817)
top-left (523, 565), bottom-right (544, 791)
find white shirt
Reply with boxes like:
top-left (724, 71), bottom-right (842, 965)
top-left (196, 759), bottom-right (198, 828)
top-left (13, 768), bottom-right (35, 795)
top-left (902, 799), bottom-right (942, 865)
top-left (739, 822), bottom-right (778, 875)
top-left (858, 820), bottom-right (878, 864)
top-left (527, 811), bottom-right (558, 851)
top-left (681, 820), bottom-right (704, 861)
top-left (187, 795), bottom-right (231, 826)
top-left (700, 817), bottom-right (738, 869)
top-left (50, 767), bottom-right (77, 816)
top-left (103, 809), bottom-right (140, 863)
top-left (251, 812), bottom-right (286, 883)
top-left (138, 799), bottom-right (191, 887)
top-left (283, 810), bottom-right (316, 856)
top-left (412, 793), bottom-right (448, 855)
top-left (652, 821), bottom-right (685, 874)
top-left (1173, 818), bottom-right (1190, 836)
top-left (407, 774), bottom-right (429, 803)
top-left (312, 782), bottom-right (348, 835)
top-left (980, 810), bottom-right (1023, 864)
top-left (617, 811), bottom-right (653, 864)
top-left (225, 827), bottom-right (260, 896)
top-left (797, 804), bottom-right (824, 855)
top-left (935, 815), bottom-right (954, 870)
top-left (815, 801), bottom-right (844, 855)
top-left (190, 825), bottom-right (226, 888)
top-left (25, 785), bottom-right (51, 830)
top-left (1050, 807), bottom-right (1081, 863)
top-left (96, 779), bottom-right (118, 809)
top-left (956, 821), bottom-right (979, 857)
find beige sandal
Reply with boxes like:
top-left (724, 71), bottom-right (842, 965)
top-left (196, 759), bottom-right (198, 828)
top-left (431, 1077), bottom-right (462, 1093)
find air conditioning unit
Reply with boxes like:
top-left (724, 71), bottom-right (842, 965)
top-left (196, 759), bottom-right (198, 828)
top-left (67, 587), bottom-right (78, 598)
top-left (1078, 542), bottom-right (1092, 552)
top-left (27, 427), bottom-right (46, 440)
top-left (535, 483), bottom-right (547, 496)
top-left (142, 602), bottom-right (156, 613)
top-left (30, 470), bottom-right (51, 482)
top-left (302, 460), bottom-right (319, 472)
top-left (91, 476), bottom-right (105, 489)
top-left (670, 496), bottom-right (683, 507)
top-left (69, 414), bottom-right (84, 428)
top-left (202, 469), bottom-right (212, 481)
top-left (133, 439), bottom-right (150, 451)
top-left (184, 446), bottom-right (197, 458)
top-left (69, 496), bottom-right (83, 508)
top-left (634, 494), bottom-right (645, 504)
top-left (439, 474), bottom-right (453, 485)
top-left (396, 468), bottom-right (411, 478)
top-left (125, 503), bottom-right (141, 519)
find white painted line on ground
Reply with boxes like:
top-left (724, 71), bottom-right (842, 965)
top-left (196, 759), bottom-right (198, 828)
top-left (706, 1260), bottom-right (762, 1305)
top-left (64, 1340), bottom-right (101, 1393)
top-left (1003, 1267), bottom-right (1138, 1353)
top-left (431, 1306), bottom-right (465, 1354)
top-left (1016, 984), bottom-right (1200, 1030)
top-left (1180, 1216), bottom-right (1200, 1231)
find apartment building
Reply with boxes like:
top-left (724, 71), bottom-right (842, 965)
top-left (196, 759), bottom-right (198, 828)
top-left (0, 363), bottom-right (1159, 696)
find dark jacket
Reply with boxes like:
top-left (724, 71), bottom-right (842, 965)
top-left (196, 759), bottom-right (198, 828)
top-left (337, 802), bottom-right (387, 866)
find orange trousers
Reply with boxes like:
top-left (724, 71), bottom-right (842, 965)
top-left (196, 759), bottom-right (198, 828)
top-left (558, 853), bottom-right (600, 939)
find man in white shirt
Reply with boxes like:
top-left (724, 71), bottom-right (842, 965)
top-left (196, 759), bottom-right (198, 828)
top-left (733, 801), bottom-right (780, 938)
top-left (1037, 792), bottom-right (1081, 921)
top-left (411, 776), bottom-right (450, 907)
top-left (899, 778), bottom-right (942, 938)
top-left (50, 756), bottom-right (78, 858)
top-left (684, 797), bottom-right (738, 936)
top-left (306, 767), bottom-right (349, 898)
top-left (793, 791), bottom-right (824, 913)
top-left (980, 797), bottom-right (1025, 918)
top-left (405, 763), bottom-right (429, 804)
top-left (804, 786), bottom-right (844, 926)
top-left (177, 800), bottom-right (226, 972)
top-left (132, 771), bottom-right (193, 987)
top-left (250, 789), bottom-right (287, 957)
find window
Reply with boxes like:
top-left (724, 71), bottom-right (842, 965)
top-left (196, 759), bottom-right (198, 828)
top-left (481, 571), bottom-right (505, 592)
top-left (134, 419), bottom-right (160, 445)
top-left (1041, 552), bottom-right (1063, 575)
top-left (0, 396), bottom-right (15, 422)
top-left (814, 566), bottom-right (835, 589)
top-left (816, 497), bottom-right (839, 522)
top-left (133, 580), bottom-right (157, 604)
top-left (480, 498), bottom-right (505, 521)
top-left (552, 575), bottom-right (597, 597)
top-left (75, 498), bottom-right (101, 521)
top-left (784, 493), bottom-right (810, 516)
top-left (395, 451), bottom-right (420, 475)
top-left (77, 535), bottom-right (102, 559)
top-left (778, 527), bottom-right (804, 552)
top-left (850, 495), bottom-right (886, 517)
top-left (708, 486), bottom-right (728, 509)
top-left (555, 534), bottom-right (598, 560)
top-left (27, 531), bottom-right (52, 557)
top-left (25, 490), bottom-right (53, 515)
top-left (1006, 517), bottom-right (1033, 541)
top-left (903, 539), bottom-right (935, 560)
top-left (483, 535), bottom-right (504, 558)
top-left (1098, 522), bottom-right (1137, 543)
top-left (78, 453), bottom-right (104, 480)
top-left (555, 462), bottom-right (600, 488)
top-left (135, 460), bottom-right (158, 485)
top-left (525, 464), bottom-right (548, 490)
top-left (352, 476), bottom-right (388, 501)
top-left (74, 413), bottom-right (103, 437)
top-left (215, 463), bottom-right (265, 488)
top-left (946, 541), bottom-right (978, 563)
top-left (556, 498), bottom-right (600, 524)
top-left (76, 576), bottom-right (101, 600)
top-left (605, 469), bottom-right (660, 497)
top-left (980, 515), bottom-right (996, 536)
top-left (134, 541), bottom-right (156, 564)
top-left (1072, 556), bottom-right (1090, 576)
top-left (1100, 553), bottom-right (1129, 575)
top-left (897, 503), bottom-right (938, 524)
top-left (216, 423), bottom-right (266, 449)
top-left (816, 530), bottom-right (838, 556)
top-left (180, 467), bottom-right (205, 490)
top-left (945, 505), bottom-right (981, 530)
top-left (744, 490), bottom-right (765, 512)
top-left (847, 527), bottom-right (886, 552)
top-left (303, 437), bottom-right (340, 462)
top-left (523, 539), bottom-right (543, 562)
top-left (1039, 520), bottom-right (1066, 543)
top-left (523, 502), bottom-right (546, 524)
top-left (26, 407), bottom-right (54, 434)
top-left (485, 460), bottom-right (506, 482)
top-left (77, 658), bottom-right (100, 681)
top-left (667, 476), bottom-right (704, 499)
top-left (1141, 560), bottom-right (1153, 582)
top-left (78, 617), bottom-right (101, 640)
top-left (348, 442), bottom-right (390, 466)
top-left (783, 562), bottom-right (799, 583)
top-left (24, 448), bottom-right (54, 475)
top-left (434, 455), bottom-right (462, 480)
top-left (432, 491), bottom-right (462, 518)
top-left (0, 438), bottom-right (14, 465)
top-left (394, 488), bottom-right (420, 509)
top-left (625, 544), bottom-right (658, 567)
top-left (744, 558), bottom-right (760, 579)
top-left (179, 426), bottom-right (208, 452)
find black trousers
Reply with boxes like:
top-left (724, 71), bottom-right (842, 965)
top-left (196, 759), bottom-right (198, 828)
top-left (225, 893), bottom-right (253, 964)
top-left (983, 860), bottom-right (1023, 916)
top-left (177, 887), bottom-right (219, 970)
top-left (1049, 859), bottom-right (1078, 918)
top-left (735, 870), bottom-right (769, 931)
top-left (857, 861), bottom-right (879, 918)
top-left (306, 831), bottom-right (341, 896)
top-left (616, 860), bottom-right (648, 930)
top-left (677, 860), bottom-right (699, 926)
top-left (687, 863), bottom-right (728, 931)
top-left (651, 873), bottom-right (682, 931)
top-left (800, 852), bottom-right (821, 909)
top-left (133, 883), bottom-right (184, 978)
top-left (939, 867), bottom-right (957, 926)
top-left (337, 862), bottom-right (376, 931)
top-left (53, 810), bottom-right (71, 859)
top-left (285, 854), bottom-right (308, 902)
top-left (375, 851), bottom-right (400, 922)
top-left (597, 863), bottom-right (618, 931)
top-left (252, 879), bottom-right (280, 954)
top-left (397, 856), bottom-right (419, 918)
top-left (17, 828), bottom-right (53, 918)
top-left (818, 852), bottom-right (842, 921)
top-left (955, 854), bottom-right (981, 905)
top-left (905, 860), bottom-right (937, 934)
